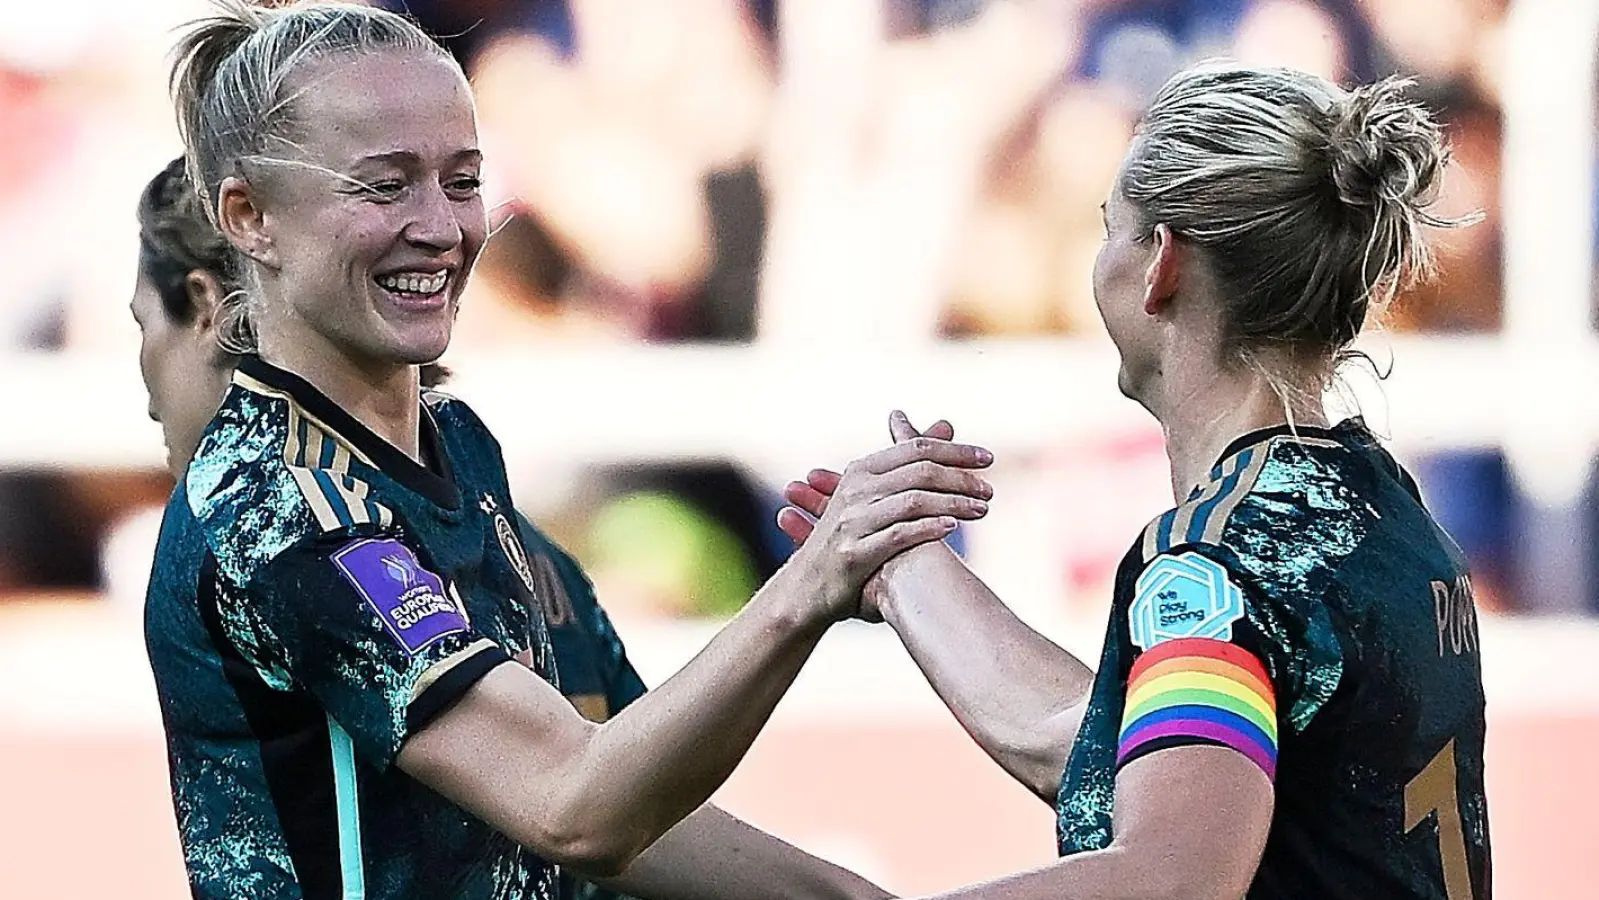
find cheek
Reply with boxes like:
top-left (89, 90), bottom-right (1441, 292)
top-left (138, 327), bottom-right (179, 418)
top-left (1091, 243), bottom-right (1110, 306)
top-left (138, 325), bottom-right (166, 383)
top-left (1093, 241), bottom-right (1134, 321)
top-left (459, 200), bottom-right (489, 260)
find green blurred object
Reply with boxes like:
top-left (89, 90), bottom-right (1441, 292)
top-left (587, 491), bottom-right (759, 618)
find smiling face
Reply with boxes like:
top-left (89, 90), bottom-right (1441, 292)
top-left (247, 51), bottom-right (487, 370)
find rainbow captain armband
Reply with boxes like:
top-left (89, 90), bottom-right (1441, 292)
top-left (1117, 637), bottom-right (1279, 782)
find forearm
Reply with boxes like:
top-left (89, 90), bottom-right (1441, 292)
top-left (912, 846), bottom-right (1187, 900)
top-left (877, 543), bottom-right (1094, 799)
top-left (918, 748), bottom-right (1271, 900)
top-left (597, 804), bottom-right (891, 900)
top-left (566, 561), bottom-right (829, 858)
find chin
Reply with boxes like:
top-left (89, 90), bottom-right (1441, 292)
top-left (1116, 364), bottom-right (1159, 414)
top-left (385, 320), bottom-right (455, 366)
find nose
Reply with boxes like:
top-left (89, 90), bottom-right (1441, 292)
top-left (404, 180), bottom-right (463, 253)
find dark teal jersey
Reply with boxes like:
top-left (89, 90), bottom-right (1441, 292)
top-left (1056, 421), bottom-right (1491, 900)
top-left (512, 512), bottom-right (647, 900)
top-left (517, 513), bottom-right (647, 723)
top-left (146, 357), bottom-right (559, 900)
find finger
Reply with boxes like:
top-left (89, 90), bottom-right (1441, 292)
top-left (888, 410), bottom-right (920, 444)
top-left (805, 468), bottom-right (843, 496)
top-left (860, 436), bottom-right (994, 474)
top-left (776, 506), bottom-right (816, 544)
top-left (862, 490), bottom-right (988, 533)
top-left (924, 419), bottom-right (955, 441)
top-left (853, 516), bottom-right (959, 564)
top-left (783, 480), bottom-right (832, 518)
top-left (871, 459), bottom-right (994, 501)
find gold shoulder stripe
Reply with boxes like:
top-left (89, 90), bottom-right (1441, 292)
top-left (1198, 438), bottom-right (1275, 546)
top-left (1140, 510), bottom-right (1168, 562)
top-left (1169, 452), bottom-right (1245, 550)
top-left (232, 370), bottom-right (379, 467)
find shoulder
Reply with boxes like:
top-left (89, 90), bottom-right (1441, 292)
top-left (424, 388), bottom-right (512, 493)
top-left (184, 378), bottom-right (395, 586)
top-left (424, 388), bottom-right (500, 449)
top-left (1137, 432), bottom-right (1376, 587)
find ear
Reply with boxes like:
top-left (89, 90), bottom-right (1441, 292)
top-left (216, 175), bottom-right (278, 269)
top-left (183, 269), bottom-right (226, 334)
top-left (1142, 223), bottom-right (1180, 315)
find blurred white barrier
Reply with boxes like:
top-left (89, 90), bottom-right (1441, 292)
top-left (5, 335), bottom-right (1596, 477)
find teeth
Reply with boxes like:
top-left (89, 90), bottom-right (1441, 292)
top-left (377, 271), bottom-right (448, 295)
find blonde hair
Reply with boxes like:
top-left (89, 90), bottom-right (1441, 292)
top-left (1121, 63), bottom-right (1475, 372)
top-left (170, 0), bottom-right (453, 353)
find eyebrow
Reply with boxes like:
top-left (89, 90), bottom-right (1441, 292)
top-left (353, 149), bottom-right (483, 167)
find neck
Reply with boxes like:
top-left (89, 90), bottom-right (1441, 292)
top-left (1147, 359), bottom-right (1327, 503)
top-left (257, 323), bottom-right (422, 462)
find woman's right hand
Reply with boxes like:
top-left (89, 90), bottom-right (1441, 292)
top-left (779, 414), bottom-right (993, 621)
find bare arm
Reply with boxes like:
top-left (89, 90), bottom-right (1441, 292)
top-left (399, 570), bottom-right (824, 876)
top-left (874, 544), bottom-right (1095, 801)
top-left (597, 804), bottom-right (892, 900)
top-left (913, 746), bottom-right (1273, 900)
top-left (399, 436), bottom-right (993, 877)
top-left (780, 413), bottom-right (1094, 800)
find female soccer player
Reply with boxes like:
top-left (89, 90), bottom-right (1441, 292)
top-left (783, 64), bottom-right (1492, 899)
top-left (132, 155), bottom-right (885, 900)
top-left (144, 3), bottom-right (994, 898)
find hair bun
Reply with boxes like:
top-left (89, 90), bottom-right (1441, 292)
top-left (1327, 75), bottom-right (1446, 214)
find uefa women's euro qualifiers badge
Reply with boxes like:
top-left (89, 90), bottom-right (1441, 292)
top-left (480, 493), bottom-right (539, 597)
top-left (332, 538), bottom-right (468, 655)
top-left (1129, 552), bottom-right (1245, 651)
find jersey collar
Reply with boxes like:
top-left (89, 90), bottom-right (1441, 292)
top-left (1191, 418), bottom-right (1371, 498)
top-left (236, 355), bottom-right (461, 510)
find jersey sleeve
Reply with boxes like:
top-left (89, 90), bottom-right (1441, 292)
top-left (243, 530), bottom-right (513, 768)
top-left (576, 584), bottom-right (648, 713)
top-left (516, 513), bottom-right (648, 712)
top-left (1116, 544), bottom-right (1344, 783)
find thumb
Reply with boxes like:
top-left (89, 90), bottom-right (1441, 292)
top-left (888, 410), bottom-right (921, 444)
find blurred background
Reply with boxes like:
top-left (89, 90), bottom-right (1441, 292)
top-left (0, 0), bottom-right (1596, 896)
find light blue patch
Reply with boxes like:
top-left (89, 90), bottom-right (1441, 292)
top-left (1129, 552), bottom-right (1245, 650)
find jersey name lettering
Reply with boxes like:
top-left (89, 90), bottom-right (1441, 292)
top-left (1431, 576), bottom-right (1479, 658)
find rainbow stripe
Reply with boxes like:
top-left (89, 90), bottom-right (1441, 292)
top-left (1117, 637), bottom-right (1279, 781)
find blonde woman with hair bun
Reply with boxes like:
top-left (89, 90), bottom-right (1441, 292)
top-left (784, 62), bottom-right (1492, 900)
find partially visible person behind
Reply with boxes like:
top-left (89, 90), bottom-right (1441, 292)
top-left (132, 142), bottom-right (890, 900)
top-left (132, 155), bottom-right (240, 475)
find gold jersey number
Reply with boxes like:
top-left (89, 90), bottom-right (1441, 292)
top-left (1404, 738), bottom-right (1474, 900)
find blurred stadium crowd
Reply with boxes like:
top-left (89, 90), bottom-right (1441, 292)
top-left (0, 0), bottom-right (1589, 618)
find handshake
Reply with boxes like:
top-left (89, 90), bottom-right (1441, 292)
top-left (769, 410), bottom-right (993, 625)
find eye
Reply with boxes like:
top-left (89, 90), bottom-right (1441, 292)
top-left (363, 180), bottom-right (406, 201)
top-left (445, 175), bottom-right (482, 199)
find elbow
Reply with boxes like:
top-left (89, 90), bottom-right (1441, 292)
top-left (1020, 752), bottom-right (1066, 804)
top-left (1012, 708), bottom-right (1080, 802)
top-left (536, 829), bottom-right (643, 879)
top-left (514, 790), bottom-right (657, 878)
top-left (1011, 734), bottom-right (1071, 803)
